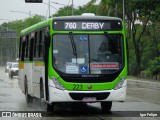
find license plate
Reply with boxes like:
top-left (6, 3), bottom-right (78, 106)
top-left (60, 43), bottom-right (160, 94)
top-left (82, 97), bottom-right (96, 102)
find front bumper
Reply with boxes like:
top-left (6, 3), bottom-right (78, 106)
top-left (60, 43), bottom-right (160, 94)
top-left (48, 80), bottom-right (127, 103)
top-left (11, 70), bottom-right (18, 76)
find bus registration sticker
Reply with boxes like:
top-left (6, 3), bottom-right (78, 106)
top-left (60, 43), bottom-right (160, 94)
top-left (66, 62), bottom-right (79, 74)
top-left (82, 97), bottom-right (96, 102)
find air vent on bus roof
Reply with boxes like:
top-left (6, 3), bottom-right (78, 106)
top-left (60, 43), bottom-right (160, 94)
top-left (81, 13), bottom-right (95, 16)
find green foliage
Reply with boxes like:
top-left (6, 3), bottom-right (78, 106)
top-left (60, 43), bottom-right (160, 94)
top-left (142, 57), bottom-right (160, 79)
top-left (96, 0), bottom-right (111, 16)
top-left (53, 6), bottom-right (75, 16)
top-left (53, 2), bottom-right (98, 17)
top-left (8, 15), bottom-right (45, 36)
top-left (149, 57), bottom-right (160, 76)
top-left (96, 0), bottom-right (123, 18)
top-left (133, 0), bottom-right (160, 16)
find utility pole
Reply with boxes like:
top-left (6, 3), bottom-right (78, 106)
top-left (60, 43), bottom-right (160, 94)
top-left (0, 30), bottom-right (2, 65)
top-left (43, 0), bottom-right (57, 18)
top-left (29, 11), bottom-right (31, 18)
top-left (123, 0), bottom-right (125, 20)
top-left (1, 48), bottom-right (3, 66)
top-left (72, 0), bottom-right (73, 15)
top-left (48, 0), bottom-right (50, 17)
top-left (10, 10), bottom-right (32, 18)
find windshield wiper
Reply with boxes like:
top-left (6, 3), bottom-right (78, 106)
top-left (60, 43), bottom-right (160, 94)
top-left (104, 32), bottom-right (112, 40)
top-left (69, 32), bottom-right (77, 61)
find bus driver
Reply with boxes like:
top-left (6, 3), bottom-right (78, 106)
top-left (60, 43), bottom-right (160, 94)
top-left (97, 42), bottom-right (111, 62)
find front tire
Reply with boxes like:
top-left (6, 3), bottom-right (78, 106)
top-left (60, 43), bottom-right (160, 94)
top-left (101, 101), bottom-right (112, 113)
top-left (40, 81), bottom-right (54, 112)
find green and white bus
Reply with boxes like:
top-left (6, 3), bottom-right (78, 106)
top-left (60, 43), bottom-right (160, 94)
top-left (18, 14), bottom-right (127, 112)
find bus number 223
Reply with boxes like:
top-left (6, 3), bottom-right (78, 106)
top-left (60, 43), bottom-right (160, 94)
top-left (73, 84), bottom-right (83, 90)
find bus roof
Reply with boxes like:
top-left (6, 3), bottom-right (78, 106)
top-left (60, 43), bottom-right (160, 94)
top-left (52, 15), bottom-right (122, 21)
top-left (20, 18), bottom-right (52, 35)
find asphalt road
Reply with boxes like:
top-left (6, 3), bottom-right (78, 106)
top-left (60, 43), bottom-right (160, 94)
top-left (0, 66), bottom-right (160, 120)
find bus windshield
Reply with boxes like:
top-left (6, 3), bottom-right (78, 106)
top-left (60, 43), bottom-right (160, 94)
top-left (53, 34), bottom-right (124, 74)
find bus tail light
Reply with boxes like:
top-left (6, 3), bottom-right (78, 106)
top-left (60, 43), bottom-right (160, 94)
top-left (113, 77), bottom-right (126, 90)
top-left (52, 78), bottom-right (65, 90)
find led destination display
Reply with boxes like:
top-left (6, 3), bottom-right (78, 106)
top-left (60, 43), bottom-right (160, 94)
top-left (53, 20), bottom-right (122, 30)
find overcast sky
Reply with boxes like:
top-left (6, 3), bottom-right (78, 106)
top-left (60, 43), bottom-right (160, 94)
top-left (0, 0), bottom-right (92, 25)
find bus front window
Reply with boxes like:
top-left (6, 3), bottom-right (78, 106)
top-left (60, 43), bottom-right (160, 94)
top-left (53, 34), bottom-right (89, 74)
top-left (90, 34), bottom-right (124, 74)
top-left (53, 34), bottom-right (124, 74)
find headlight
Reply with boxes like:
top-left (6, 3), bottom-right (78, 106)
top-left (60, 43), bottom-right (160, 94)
top-left (52, 77), bottom-right (65, 90)
top-left (113, 77), bottom-right (126, 90)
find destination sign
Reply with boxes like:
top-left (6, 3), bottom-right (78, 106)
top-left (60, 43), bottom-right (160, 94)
top-left (53, 20), bottom-right (122, 31)
top-left (64, 22), bottom-right (107, 30)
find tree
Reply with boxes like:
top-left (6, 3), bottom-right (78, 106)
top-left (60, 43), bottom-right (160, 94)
top-left (149, 57), bottom-right (160, 80)
top-left (84, 0), bottom-right (98, 14)
top-left (96, 0), bottom-right (124, 18)
top-left (141, 21), bottom-right (160, 79)
top-left (53, 1), bottom-right (98, 17)
top-left (125, 0), bottom-right (160, 77)
top-left (8, 15), bottom-right (45, 36)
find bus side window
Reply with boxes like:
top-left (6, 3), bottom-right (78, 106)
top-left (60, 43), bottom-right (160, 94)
top-left (32, 29), bottom-right (45, 60)
top-left (19, 37), bottom-right (22, 60)
top-left (29, 33), bottom-right (35, 61)
top-left (21, 40), bottom-right (25, 61)
top-left (39, 30), bottom-right (45, 58)
top-left (33, 32), bottom-right (37, 58)
top-left (19, 37), bottom-right (25, 61)
top-left (25, 35), bottom-right (29, 59)
top-left (34, 32), bottom-right (40, 59)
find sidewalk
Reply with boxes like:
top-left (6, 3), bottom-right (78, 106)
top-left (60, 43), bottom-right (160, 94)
top-left (127, 78), bottom-right (160, 89)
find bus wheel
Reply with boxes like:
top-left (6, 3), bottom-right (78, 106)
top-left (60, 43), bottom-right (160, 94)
top-left (40, 82), bottom-right (54, 112)
top-left (10, 73), bottom-right (13, 79)
top-left (101, 101), bottom-right (112, 113)
top-left (25, 79), bottom-right (33, 104)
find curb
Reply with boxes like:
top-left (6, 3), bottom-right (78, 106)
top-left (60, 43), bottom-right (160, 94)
top-left (127, 79), bottom-right (160, 89)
